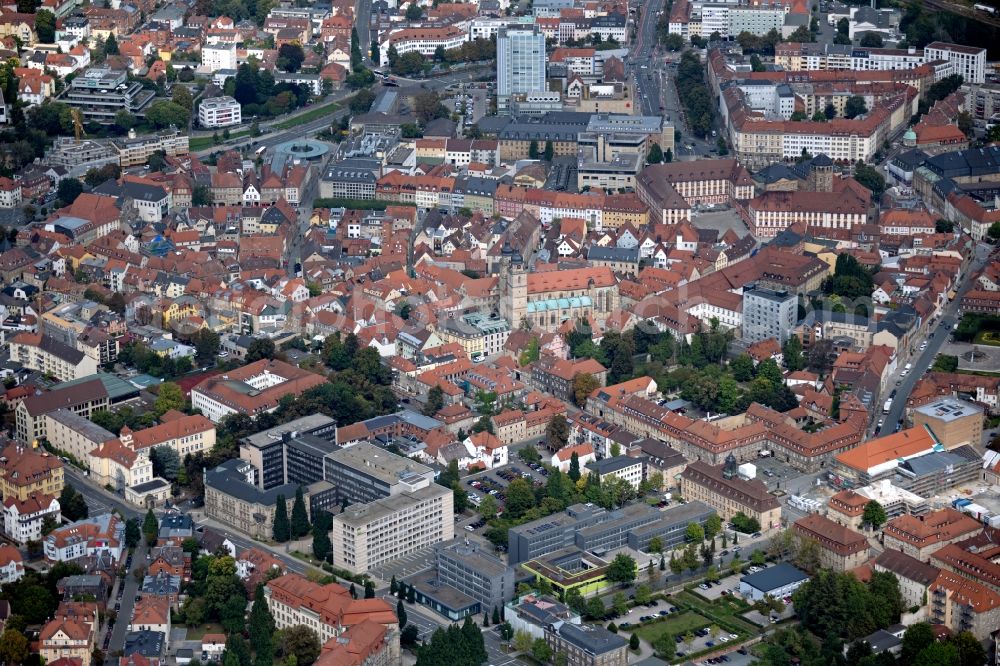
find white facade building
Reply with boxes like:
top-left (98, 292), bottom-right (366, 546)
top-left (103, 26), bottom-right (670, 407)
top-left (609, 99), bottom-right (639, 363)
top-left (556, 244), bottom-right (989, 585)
top-left (198, 96), bottom-right (242, 128)
top-left (497, 24), bottom-right (547, 111)
top-left (924, 42), bottom-right (986, 85)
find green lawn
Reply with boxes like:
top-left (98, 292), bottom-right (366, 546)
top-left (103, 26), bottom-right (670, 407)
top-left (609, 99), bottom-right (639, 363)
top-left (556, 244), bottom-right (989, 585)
top-left (184, 623), bottom-right (224, 640)
top-left (633, 611), bottom-right (711, 642)
top-left (189, 129), bottom-right (252, 152)
top-left (974, 330), bottom-right (1000, 346)
top-left (272, 102), bottom-right (342, 130)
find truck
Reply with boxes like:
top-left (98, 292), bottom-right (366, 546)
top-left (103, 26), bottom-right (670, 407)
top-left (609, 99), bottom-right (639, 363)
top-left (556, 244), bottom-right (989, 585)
top-left (758, 450), bottom-right (772, 458)
top-left (883, 398), bottom-right (892, 414)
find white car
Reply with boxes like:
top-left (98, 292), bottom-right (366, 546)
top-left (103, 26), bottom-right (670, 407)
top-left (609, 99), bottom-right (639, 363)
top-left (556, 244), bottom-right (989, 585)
top-left (729, 634), bottom-right (738, 640)
top-left (718, 636), bottom-right (729, 643)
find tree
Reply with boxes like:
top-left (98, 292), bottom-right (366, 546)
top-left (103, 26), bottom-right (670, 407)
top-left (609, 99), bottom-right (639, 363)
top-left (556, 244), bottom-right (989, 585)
top-left (279, 625), bottom-right (321, 666)
top-left (731, 354), bottom-right (755, 382)
top-left (192, 185), bottom-right (212, 206)
top-left (396, 599), bottom-right (407, 629)
top-left (901, 623), bottom-right (935, 662)
top-left (57, 178), bottom-right (83, 206)
top-left (349, 88), bottom-right (377, 114)
top-left (277, 43), bottom-right (306, 72)
top-left (862, 500), bottom-right (887, 530)
top-left (291, 486), bottom-right (310, 538)
top-left (844, 95), bottom-right (868, 119)
top-left (0, 628), bottom-right (29, 665)
top-left (145, 101), bottom-right (191, 130)
top-left (531, 638), bottom-right (552, 663)
top-left (705, 514), bottom-right (722, 539)
top-left (150, 446), bottom-right (180, 481)
top-left (413, 90), bottom-right (449, 124)
top-left (859, 32), bottom-right (883, 47)
top-left (629, 633), bottom-right (640, 650)
top-left (989, 221), bottom-right (1000, 242)
top-left (634, 583), bottom-right (651, 605)
top-left (246, 338), bottom-right (276, 363)
top-left (913, 642), bottom-right (959, 666)
top-left (364, 580), bottom-right (375, 599)
top-left (36, 9), bottom-right (56, 43)
top-left (422, 385), bottom-right (444, 416)
top-left (172, 86), bottom-right (194, 111)
top-left (664, 33), bottom-right (685, 50)
top-left (648, 536), bottom-right (664, 555)
top-left (731, 512), bottom-right (760, 533)
top-left (249, 583), bottom-right (276, 657)
top-left (572, 373), bottom-right (599, 407)
top-left (568, 452), bottom-right (581, 483)
top-left (273, 496), bottom-right (290, 542)
top-left (606, 553), bottom-right (637, 585)
top-left (652, 632), bottom-right (676, 660)
top-left (513, 631), bottom-right (533, 654)
top-left (143, 508), bottom-right (158, 545)
top-left (405, 2), bottom-right (423, 19)
top-left (783, 335), bottom-right (804, 371)
top-left (528, 140), bottom-right (540, 160)
top-left (546, 414), bottom-right (569, 450)
top-left (824, 102), bottom-right (837, 120)
top-left (585, 596), bottom-right (606, 620)
top-left (123, 518), bottom-right (141, 548)
top-left (104, 33), bottom-right (120, 55)
top-left (647, 143), bottom-right (664, 164)
top-left (852, 161), bottom-right (885, 197)
top-left (686, 522), bottom-right (705, 542)
top-left (153, 381), bottom-right (186, 416)
top-left (504, 478), bottom-right (536, 519)
top-left (951, 631), bottom-right (987, 666)
top-left (60, 485), bottom-right (89, 521)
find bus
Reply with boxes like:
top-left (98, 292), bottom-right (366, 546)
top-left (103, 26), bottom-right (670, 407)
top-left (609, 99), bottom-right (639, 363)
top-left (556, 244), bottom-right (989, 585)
top-left (255, 145), bottom-right (267, 158)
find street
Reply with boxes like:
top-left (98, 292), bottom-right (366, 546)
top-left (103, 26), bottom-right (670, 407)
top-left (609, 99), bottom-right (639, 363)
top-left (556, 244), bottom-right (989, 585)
top-left (882, 242), bottom-right (993, 432)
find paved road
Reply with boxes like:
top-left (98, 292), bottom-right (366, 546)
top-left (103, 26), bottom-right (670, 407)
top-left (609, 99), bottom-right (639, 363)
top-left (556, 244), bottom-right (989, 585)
top-left (103, 542), bottom-right (148, 666)
top-left (882, 242), bottom-right (993, 432)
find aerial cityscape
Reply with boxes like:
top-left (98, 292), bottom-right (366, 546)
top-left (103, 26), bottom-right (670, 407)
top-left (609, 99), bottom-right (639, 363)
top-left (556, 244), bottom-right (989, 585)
top-left (0, 0), bottom-right (998, 664)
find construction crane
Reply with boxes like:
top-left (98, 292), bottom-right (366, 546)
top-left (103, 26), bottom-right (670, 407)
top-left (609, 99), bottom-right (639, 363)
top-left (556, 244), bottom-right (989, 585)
top-left (71, 108), bottom-right (85, 141)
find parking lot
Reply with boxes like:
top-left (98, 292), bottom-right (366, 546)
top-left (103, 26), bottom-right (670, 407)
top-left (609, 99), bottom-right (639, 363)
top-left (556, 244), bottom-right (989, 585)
top-left (369, 545), bottom-right (437, 584)
top-left (463, 456), bottom-right (551, 524)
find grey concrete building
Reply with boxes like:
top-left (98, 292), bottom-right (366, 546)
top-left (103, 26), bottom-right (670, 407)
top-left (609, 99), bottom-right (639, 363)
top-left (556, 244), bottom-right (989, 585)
top-left (323, 442), bottom-right (436, 505)
top-left (742, 283), bottom-right (797, 344)
top-left (434, 539), bottom-right (516, 615)
top-left (508, 501), bottom-right (715, 564)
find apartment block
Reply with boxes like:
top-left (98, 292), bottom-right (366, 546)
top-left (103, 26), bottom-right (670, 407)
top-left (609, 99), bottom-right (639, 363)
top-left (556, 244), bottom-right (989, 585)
top-left (0, 442), bottom-right (64, 501)
top-left (929, 570), bottom-right (1000, 640)
top-left (9, 332), bottom-right (99, 382)
top-left (544, 622), bottom-right (628, 666)
top-left (198, 96), bottom-right (242, 128)
top-left (742, 284), bottom-right (797, 344)
top-left (330, 483), bottom-right (454, 574)
top-left (44, 513), bottom-right (124, 563)
top-left (924, 42), bottom-right (986, 84)
top-left (3, 492), bottom-right (60, 545)
top-left (584, 455), bottom-right (645, 490)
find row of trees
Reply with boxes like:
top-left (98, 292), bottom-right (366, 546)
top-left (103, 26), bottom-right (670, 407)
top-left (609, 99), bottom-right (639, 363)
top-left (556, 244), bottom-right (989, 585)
top-left (675, 51), bottom-right (714, 138)
top-left (271, 486), bottom-right (311, 543)
top-left (225, 60), bottom-right (315, 118)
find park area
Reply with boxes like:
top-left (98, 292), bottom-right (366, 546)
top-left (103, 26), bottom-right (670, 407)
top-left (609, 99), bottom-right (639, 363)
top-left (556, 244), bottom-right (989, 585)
top-left (633, 610), bottom-right (712, 642)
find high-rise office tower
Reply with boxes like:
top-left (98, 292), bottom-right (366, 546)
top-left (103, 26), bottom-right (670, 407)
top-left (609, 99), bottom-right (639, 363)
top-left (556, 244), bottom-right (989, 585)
top-left (497, 24), bottom-right (546, 112)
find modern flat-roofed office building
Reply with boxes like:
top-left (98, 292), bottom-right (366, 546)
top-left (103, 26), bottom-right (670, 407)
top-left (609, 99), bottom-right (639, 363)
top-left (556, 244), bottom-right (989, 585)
top-left (330, 483), bottom-right (453, 574)
top-left (509, 500), bottom-right (715, 564)
top-left (61, 67), bottom-right (156, 122)
top-left (434, 539), bottom-right (516, 615)
top-left (323, 442), bottom-right (435, 505)
top-left (240, 415), bottom-right (338, 490)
